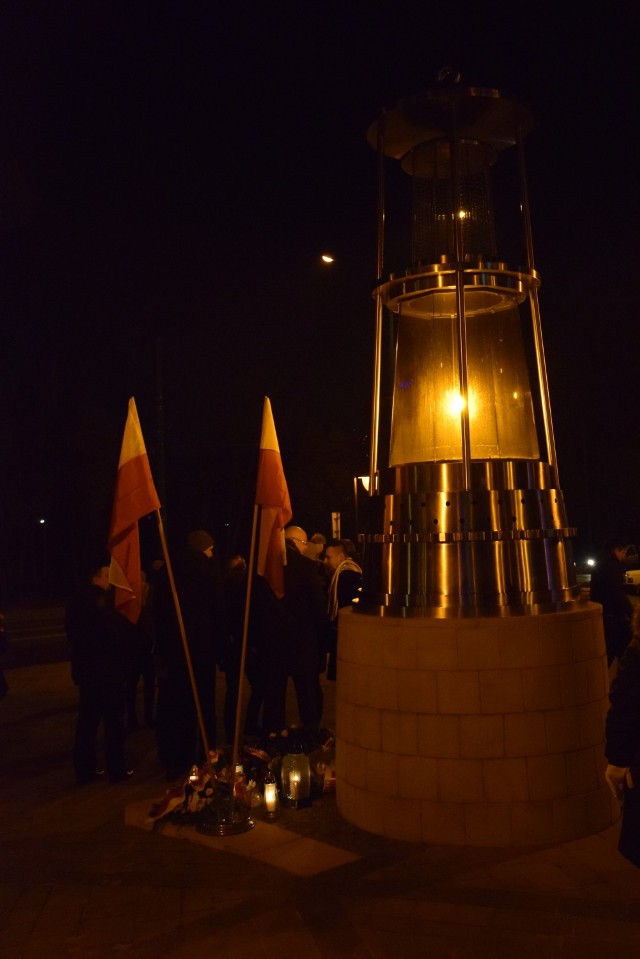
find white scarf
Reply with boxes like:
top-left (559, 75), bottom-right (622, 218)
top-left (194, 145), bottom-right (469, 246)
top-left (328, 559), bottom-right (362, 621)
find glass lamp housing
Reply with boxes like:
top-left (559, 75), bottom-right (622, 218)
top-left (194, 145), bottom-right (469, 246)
top-left (390, 287), bottom-right (539, 465)
top-left (359, 77), bottom-right (578, 616)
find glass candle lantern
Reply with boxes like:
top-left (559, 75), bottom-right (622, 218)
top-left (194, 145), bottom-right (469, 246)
top-left (280, 750), bottom-right (311, 808)
top-left (263, 768), bottom-right (278, 819)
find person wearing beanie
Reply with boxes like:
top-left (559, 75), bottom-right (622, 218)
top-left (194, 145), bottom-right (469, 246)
top-left (154, 529), bottom-right (223, 780)
top-left (186, 530), bottom-right (215, 555)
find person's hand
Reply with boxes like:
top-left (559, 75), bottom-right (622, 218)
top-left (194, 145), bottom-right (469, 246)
top-left (605, 764), bottom-right (634, 801)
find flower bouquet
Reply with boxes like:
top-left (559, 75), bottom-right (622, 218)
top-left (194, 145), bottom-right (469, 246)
top-left (147, 749), bottom-right (257, 835)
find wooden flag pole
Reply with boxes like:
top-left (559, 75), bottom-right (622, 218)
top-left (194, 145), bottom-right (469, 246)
top-left (155, 509), bottom-right (214, 779)
top-left (230, 502), bottom-right (260, 802)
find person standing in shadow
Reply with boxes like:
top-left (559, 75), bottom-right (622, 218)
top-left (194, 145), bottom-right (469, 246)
top-left (275, 525), bottom-right (329, 730)
top-left (125, 570), bottom-right (156, 730)
top-left (323, 538), bottom-right (362, 681)
top-left (221, 553), bottom-right (294, 742)
top-left (605, 604), bottom-right (640, 867)
top-left (65, 559), bottom-right (133, 784)
top-left (590, 536), bottom-right (634, 667)
top-left (0, 613), bottom-right (9, 701)
top-left (153, 530), bottom-right (223, 781)
top-left (220, 554), bottom-right (249, 743)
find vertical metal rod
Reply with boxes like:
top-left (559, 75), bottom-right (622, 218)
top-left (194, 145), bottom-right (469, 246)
top-left (516, 123), bottom-right (560, 486)
top-left (368, 116), bottom-right (386, 487)
top-left (353, 475), bottom-right (359, 537)
top-left (450, 103), bottom-right (472, 490)
top-left (375, 115), bottom-right (385, 281)
top-left (517, 117), bottom-right (536, 274)
top-left (369, 292), bottom-right (384, 486)
top-left (529, 286), bottom-right (560, 486)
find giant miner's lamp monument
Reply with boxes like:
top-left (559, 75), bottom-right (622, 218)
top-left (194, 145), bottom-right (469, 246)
top-left (336, 74), bottom-right (616, 846)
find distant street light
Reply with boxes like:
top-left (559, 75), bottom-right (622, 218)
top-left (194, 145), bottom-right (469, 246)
top-left (36, 518), bottom-right (48, 598)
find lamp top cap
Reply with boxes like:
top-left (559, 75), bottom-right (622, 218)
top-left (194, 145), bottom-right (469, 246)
top-left (367, 71), bottom-right (533, 159)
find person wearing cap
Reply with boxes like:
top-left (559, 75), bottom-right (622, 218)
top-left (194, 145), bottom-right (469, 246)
top-left (154, 529), bottom-right (223, 780)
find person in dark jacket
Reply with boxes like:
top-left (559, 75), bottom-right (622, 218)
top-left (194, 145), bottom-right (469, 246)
top-left (0, 613), bottom-right (9, 700)
top-left (278, 525), bottom-right (329, 729)
top-left (219, 555), bottom-right (292, 740)
top-left (324, 538), bottom-right (362, 681)
top-left (65, 561), bottom-right (133, 784)
top-left (218, 526), bottom-right (329, 738)
top-left (153, 530), bottom-right (223, 780)
top-left (589, 537), bottom-right (633, 666)
top-left (124, 570), bottom-right (156, 730)
top-left (605, 604), bottom-right (640, 867)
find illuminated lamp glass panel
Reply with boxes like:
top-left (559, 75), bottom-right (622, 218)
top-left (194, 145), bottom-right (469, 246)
top-left (389, 290), bottom-right (539, 466)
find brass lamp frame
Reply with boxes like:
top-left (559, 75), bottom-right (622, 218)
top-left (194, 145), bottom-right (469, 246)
top-left (359, 78), bottom-right (578, 617)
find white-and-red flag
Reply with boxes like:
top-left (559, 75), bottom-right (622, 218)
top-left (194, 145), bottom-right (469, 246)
top-left (255, 396), bottom-right (292, 598)
top-left (108, 397), bottom-right (161, 624)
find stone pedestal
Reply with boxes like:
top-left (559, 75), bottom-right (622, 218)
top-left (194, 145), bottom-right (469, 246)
top-left (335, 602), bottom-right (618, 845)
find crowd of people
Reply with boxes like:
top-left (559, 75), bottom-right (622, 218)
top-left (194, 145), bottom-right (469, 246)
top-left (57, 523), bottom-right (640, 868)
top-left (64, 523), bottom-right (362, 786)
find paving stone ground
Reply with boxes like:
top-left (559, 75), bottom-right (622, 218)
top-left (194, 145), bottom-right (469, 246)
top-left (2, 630), bottom-right (640, 957)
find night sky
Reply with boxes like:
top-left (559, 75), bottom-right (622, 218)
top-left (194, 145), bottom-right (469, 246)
top-left (1, 1), bottom-right (638, 599)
